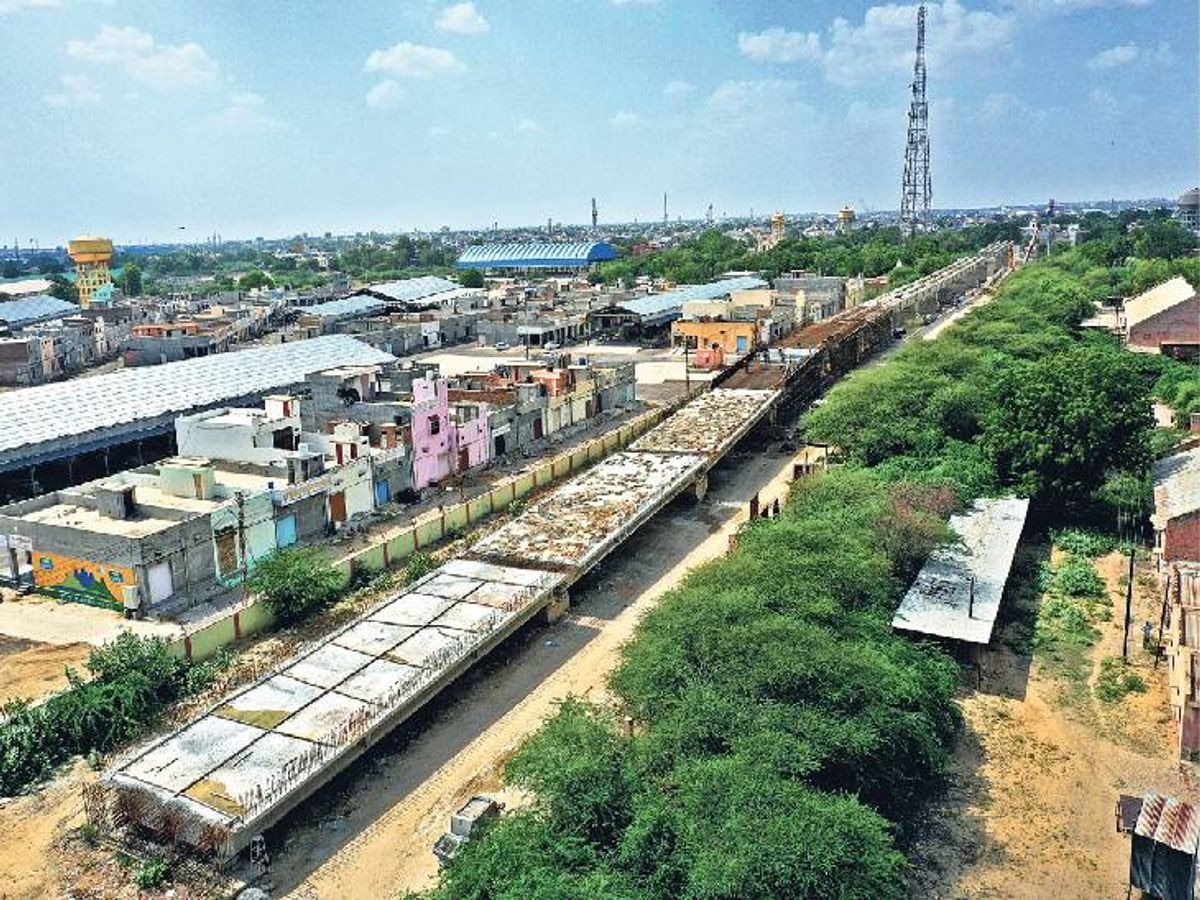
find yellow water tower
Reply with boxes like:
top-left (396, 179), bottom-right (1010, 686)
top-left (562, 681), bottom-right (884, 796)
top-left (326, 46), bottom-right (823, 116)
top-left (770, 212), bottom-right (786, 245)
top-left (837, 206), bottom-right (856, 233)
top-left (67, 235), bottom-right (114, 307)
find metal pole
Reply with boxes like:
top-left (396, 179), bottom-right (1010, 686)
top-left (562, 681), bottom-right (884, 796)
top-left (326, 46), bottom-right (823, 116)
top-left (1122, 544), bottom-right (1135, 661)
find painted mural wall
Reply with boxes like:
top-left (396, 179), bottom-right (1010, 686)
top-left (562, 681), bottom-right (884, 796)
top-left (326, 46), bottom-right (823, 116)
top-left (34, 551), bottom-right (134, 610)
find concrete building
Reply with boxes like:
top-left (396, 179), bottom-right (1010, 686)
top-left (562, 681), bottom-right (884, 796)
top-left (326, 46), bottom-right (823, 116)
top-left (773, 273), bottom-right (848, 324)
top-left (1125, 276), bottom-right (1199, 359)
top-left (588, 276), bottom-right (768, 341)
top-left (1154, 444), bottom-right (1200, 759)
top-left (125, 320), bottom-right (234, 366)
top-left (1154, 446), bottom-right (1200, 565)
top-left (1176, 188), bottom-right (1200, 237)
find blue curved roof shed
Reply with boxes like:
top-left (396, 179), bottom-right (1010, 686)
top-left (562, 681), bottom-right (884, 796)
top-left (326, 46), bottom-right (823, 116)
top-left (456, 241), bottom-right (617, 270)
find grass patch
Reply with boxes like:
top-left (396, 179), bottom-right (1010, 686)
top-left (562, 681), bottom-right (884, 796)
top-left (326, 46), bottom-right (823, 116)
top-left (1033, 555), bottom-right (1111, 693)
top-left (1050, 527), bottom-right (1120, 559)
top-left (1095, 656), bottom-right (1148, 703)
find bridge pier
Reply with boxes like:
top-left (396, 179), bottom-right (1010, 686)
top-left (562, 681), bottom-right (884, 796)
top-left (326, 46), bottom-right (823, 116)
top-left (543, 590), bottom-right (570, 624)
top-left (693, 473), bottom-right (709, 502)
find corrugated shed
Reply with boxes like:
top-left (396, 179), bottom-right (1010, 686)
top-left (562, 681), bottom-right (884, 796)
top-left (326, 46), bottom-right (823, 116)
top-left (0, 294), bottom-right (80, 327)
top-left (0, 335), bottom-right (393, 463)
top-left (1135, 792), bottom-right (1200, 854)
top-left (1153, 447), bottom-right (1200, 525)
top-left (362, 276), bottom-right (463, 305)
top-left (302, 295), bottom-right (387, 320)
top-left (617, 276), bottom-right (768, 320)
top-left (455, 242), bottom-right (616, 269)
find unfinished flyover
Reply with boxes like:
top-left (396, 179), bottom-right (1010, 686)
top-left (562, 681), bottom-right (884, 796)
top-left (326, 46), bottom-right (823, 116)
top-left (100, 244), bottom-right (1012, 860)
top-left (102, 386), bottom-right (780, 859)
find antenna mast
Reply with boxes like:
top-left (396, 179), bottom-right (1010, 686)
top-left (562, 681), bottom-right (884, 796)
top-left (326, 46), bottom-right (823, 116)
top-left (900, 3), bottom-right (931, 235)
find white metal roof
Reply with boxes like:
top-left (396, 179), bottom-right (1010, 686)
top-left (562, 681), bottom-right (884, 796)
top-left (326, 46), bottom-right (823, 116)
top-left (1125, 276), bottom-right (1196, 330)
top-left (361, 276), bottom-right (464, 305)
top-left (301, 295), bottom-right (387, 320)
top-left (0, 294), bottom-right (79, 327)
top-left (892, 497), bottom-right (1030, 644)
top-left (1153, 447), bottom-right (1200, 525)
top-left (0, 335), bottom-right (393, 462)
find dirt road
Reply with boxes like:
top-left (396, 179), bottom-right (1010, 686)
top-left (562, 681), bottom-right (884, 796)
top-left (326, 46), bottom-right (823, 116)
top-left (0, 636), bottom-right (93, 706)
top-left (912, 548), bottom-right (1197, 898)
top-left (265, 443), bottom-right (803, 899)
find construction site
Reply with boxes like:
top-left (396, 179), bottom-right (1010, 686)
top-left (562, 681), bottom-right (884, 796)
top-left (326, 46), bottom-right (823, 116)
top-left (88, 244), bottom-right (1013, 865)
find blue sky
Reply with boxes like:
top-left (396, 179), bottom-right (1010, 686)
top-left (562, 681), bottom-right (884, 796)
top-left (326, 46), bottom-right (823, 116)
top-left (1, 0), bottom-right (1195, 243)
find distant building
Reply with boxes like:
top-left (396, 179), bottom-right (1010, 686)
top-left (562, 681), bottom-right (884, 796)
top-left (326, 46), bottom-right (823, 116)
top-left (837, 205), bottom-right (856, 233)
top-left (1125, 276), bottom-right (1199, 359)
top-left (588, 276), bottom-right (768, 340)
top-left (1176, 187), bottom-right (1200, 236)
top-left (455, 242), bottom-right (617, 273)
top-left (1154, 446), bottom-right (1200, 565)
top-left (67, 235), bottom-right (114, 308)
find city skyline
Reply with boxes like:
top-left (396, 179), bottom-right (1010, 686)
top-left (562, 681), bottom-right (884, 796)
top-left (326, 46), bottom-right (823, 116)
top-left (2, 0), bottom-right (1196, 244)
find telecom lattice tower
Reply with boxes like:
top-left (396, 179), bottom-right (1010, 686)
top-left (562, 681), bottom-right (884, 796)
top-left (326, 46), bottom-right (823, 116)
top-left (900, 3), bottom-right (931, 235)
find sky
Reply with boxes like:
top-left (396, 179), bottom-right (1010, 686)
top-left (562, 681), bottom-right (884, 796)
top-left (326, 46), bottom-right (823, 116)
top-left (1, 0), bottom-right (1196, 244)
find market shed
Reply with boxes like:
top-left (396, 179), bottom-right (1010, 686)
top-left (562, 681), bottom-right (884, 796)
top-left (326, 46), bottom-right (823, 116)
top-left (1129, 792), bottom-right (1200, 900)
top-left (891, 497), bottom-right (1030, 645)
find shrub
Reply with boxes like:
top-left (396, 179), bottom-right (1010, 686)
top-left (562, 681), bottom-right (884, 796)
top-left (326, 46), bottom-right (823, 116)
top-left (248, 546), bottom-right (345, 625)
top-left (1051, 528), bottom-right (1118, 559)
top-left (404, 552), bottom-right (436, 584)
top-left (1054, 557), bottom-right (1107, 599)
top-left (1095, 656), bottom-right (1148, 703)
top-left (133, 855), bottom-right (170, 889)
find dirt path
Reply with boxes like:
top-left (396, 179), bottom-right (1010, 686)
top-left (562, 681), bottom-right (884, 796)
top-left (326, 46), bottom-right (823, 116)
top-left (0, 639), bottom-right (93, 706)
top-left (0, 761), bottom-right (90, 900)
top-left (913, 547), bottom-right (1195, 898)
top-left (267, 446), bottom-right (803, 899)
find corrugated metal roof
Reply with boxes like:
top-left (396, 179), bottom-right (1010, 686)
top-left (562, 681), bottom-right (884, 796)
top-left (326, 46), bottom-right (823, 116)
top-left (617, 276), bottom-right (768, 319)
top-left (455, 242), bottom-right (617, 269)
top-left (0, 294), bottom-right (79, 327)
top-left (301, 295), bottom-right (387, 320)
top-left (892, 497), bottom-right (1030, 644)
top-left (1135, 792), bottom-right (1200, 854)
top-left (1153, 446), bottom-right (1200, 525)
top-left (361, 276), bottom-right (463, 305)
top-left (0, 335), bottom-right (393, 463)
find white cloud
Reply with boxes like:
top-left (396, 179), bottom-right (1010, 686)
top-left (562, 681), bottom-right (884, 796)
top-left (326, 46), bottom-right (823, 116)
top-left (43, 73), bottom-right (102, 107)
top-left (1006, 0), bottom-right (1151, 11)
top-left (610, 0), bottom-right (659, 5)
top-left (608, 110), bottom-right (641, 128)
top-left (819, 1), bottom-right (1012, 86)
top-left (663, 79), bottom-right (694, 97)
top-left (0, 0), bottom-right (60, 13)
top-left (208, 92), bottom-right (285, 133)
top-left (705, 79), bottom-right (809, 125)
top-left (1088, 86), bottom-right (1120, 115)
top-left (366, 79), bottom-right (403, 108)
top-left (516, 117), bottom-right (541, 132)
top-left (1087, 42), bottom-right (1138, 69)
top-left (364, 41), bottom-right (463, 78)
top-left (66, 25), bottom-right (219, 89)
top-left (436, 2), bottom-right (490, 34)
top-left (427, 125), bottom-right (449, 138)
top-left (1087, 40), bottom-right (1172, 70)
top-left (737, 27), bottom-right (822, 63)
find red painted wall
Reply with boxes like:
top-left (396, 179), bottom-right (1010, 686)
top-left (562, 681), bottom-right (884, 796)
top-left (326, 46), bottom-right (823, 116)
top-left (1128, 296), bottom-right (1200, 351)
top-left (1165, 511), bottom-right (1200, 563)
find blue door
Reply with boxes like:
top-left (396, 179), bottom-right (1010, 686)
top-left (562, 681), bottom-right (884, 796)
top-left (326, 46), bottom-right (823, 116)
top-left (736, 334), bottom-right (749, 353)
top-left (374, 480), bottom-right (391, 506)
top-left (275, 515), bottom-right (298, 548)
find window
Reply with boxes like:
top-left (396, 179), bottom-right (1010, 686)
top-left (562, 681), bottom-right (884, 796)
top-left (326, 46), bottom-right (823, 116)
top-left (429, 415), bottom-right (441, 435)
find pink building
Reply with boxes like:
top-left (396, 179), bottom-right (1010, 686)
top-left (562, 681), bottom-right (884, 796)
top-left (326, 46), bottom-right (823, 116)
top-left (409, 374), bottom-right (491, 490)
top-left (1125, 276), bottom-right (1199, 359)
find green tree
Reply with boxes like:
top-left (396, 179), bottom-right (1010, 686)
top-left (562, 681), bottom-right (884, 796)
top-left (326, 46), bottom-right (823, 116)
top-left (237, 269), bottom-right (273, 291)
top-left (47, 275), bottom-right (79, 304)
top-left (458, 268), bottom-right (485, 289)
top-left (121, 262), bottom-right (143, 296)
top-left (248, 546), bottom-right (345, 624)
top-left (1, 260), bottom-right (19, 280)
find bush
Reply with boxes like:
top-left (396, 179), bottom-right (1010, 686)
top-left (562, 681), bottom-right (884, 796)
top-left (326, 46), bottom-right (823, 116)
top-left (0, 633), bottom-right (217, 796)
top-left (248, 546), bottom-right (346, 625)
top-left (1051, 528), bottom-right (1118, 559)
top-left (1095, 656), bottom-right (1148, 703)
top-left (1054, 557), bottom-right (1107, 599)
top-left (404, 552), bottom-right (436, 584)
top-left (133, 855), bottom-right (170, 889)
